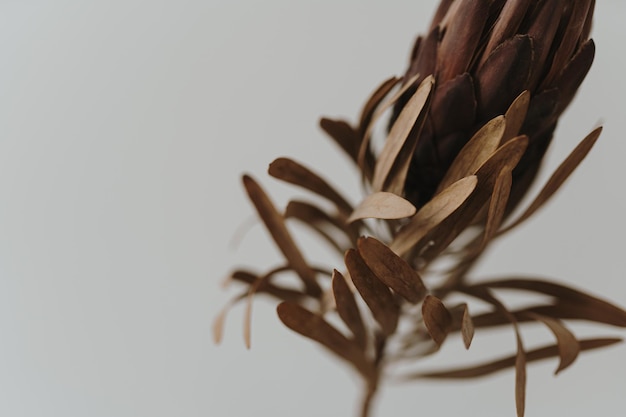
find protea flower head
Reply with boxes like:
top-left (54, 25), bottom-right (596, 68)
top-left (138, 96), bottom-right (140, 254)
top-left (216, 1), bottom-right (626, 417)
top-left (394, 0), bottom-right (596, 210)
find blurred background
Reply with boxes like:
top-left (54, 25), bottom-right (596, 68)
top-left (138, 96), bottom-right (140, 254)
top-left (1, 1), bottom-right (625, 416)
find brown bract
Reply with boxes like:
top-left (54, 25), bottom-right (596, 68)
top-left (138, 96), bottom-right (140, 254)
top-left (217, 2), bottom-right (625, 417)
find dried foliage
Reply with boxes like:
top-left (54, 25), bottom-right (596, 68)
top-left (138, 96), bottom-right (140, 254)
top-left (216, 1), bottom-right (625, 416)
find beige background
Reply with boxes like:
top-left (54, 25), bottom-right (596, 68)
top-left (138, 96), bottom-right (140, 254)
top-left (1, 1), bottom-right (625, 416)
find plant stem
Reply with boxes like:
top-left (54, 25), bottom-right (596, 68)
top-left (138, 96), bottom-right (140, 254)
top-left (359, 381), bottom-right (378, 417)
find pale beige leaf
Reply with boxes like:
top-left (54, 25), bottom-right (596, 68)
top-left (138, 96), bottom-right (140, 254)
top-left (502, 90), bottom-right (530, 143)
top-left (524, 312), bottom-right (580, 375)
top-left (345, 248), bottom-right (400, 336)
top-left (268, 158), bottom-right (353, 216)
top-left (358, 73), bottom-right (421, 171)
top-left (332, 270), bottom-right (367, 350)
top-left (390, 175), bottom-right (477, 256)
top-left (371, 75), bottom-right (434, 192)
top-left (242, 175), bottom-right (321, 296)
top-left (357, 236), bottom-right (426, 303)
top-left (499, 127), bottom-right (601, 234)
top-left (422, 295), bottom-right (453, 346)
top-left (348, 192), bottom-right (417, 223)
top-left (437, 115), bottom-right (505, 192)
top-left (480, 167), bottom-right (512, 250)
top-left (277, 302), bottom-right (374, 378)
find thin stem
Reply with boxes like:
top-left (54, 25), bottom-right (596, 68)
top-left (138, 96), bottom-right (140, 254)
top-left (359, 382), bottom-right (378, 417)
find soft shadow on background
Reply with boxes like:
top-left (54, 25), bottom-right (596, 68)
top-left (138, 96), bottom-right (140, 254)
top-left (1, 1), bottom-right (625, 416)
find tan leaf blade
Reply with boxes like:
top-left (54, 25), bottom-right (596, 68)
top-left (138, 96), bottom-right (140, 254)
top-left (213, 293), bottom-right (246, 344)
top-left (523, 312), bottom-right (580, 375)
top-left (242, 175), bottom-right (321, 297)
top-left (422, 295), bottom-right (453, 346)
top-left (229, 268), bottom-right (307, 303)
top-left (348, 192), bottom-right (417, 223)
top-left (372, 75), bottom-right (434, 192)
top-left (502, 90), bottom-right (530, 143)
top-left (345, 248), bottom-right (400, 335)
top-left (357, 236), bottom-right (426, 304)
top-left (500, 127), bottom-right (601, 234)
top-left (410, 338), bottom-right (621, 379)
top-left (268, 158), bottom-right (353, 215)
top-left (332, 270), bottom-right (367, 350)
top-left (437, 115), bottom-right (506, 192)
top-left (480, 167), bottom-right (513, 250)
top-left (277, 302), bottom-right (374, 378)
top-left (390, 175), bottom-right (477, 257)
top-left (285, 200), bottom-right (352, 253)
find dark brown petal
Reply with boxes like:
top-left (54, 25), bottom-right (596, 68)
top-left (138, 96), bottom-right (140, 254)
top-left (357, 236), bottom-right (426, 304)
top-left (476, 35), bottom-right (535, 120)
top-left (345, 249), bottom-right (400, 336)
top-left (521, 88), bottom-right (559, 138)
top-left (480, 0), bottom-right (533, 67)
top-left (430, 72), bottom-right (477, 137)
top-left (429, 0), bottom-right (455, 31)
top-left (436, 0), bottom-right (490, 84)
top-left (541, 0), bottom-right (594, 89)
top-left (525, 0), bottom-right (565, 90)
top-left (554, 39), bottom-right (595, 115)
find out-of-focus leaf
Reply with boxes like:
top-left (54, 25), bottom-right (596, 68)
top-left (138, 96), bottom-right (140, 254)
top-left (409, 338), bottom-right (622, 379)
top-left (472, 278), bottom-right (626, 327)
top-left (524, 312), bottom-right (580, 375)
top-left (229, 268), bottom-right (307, 303)
top-left (499, 127), bottom-right (601, 234)
top-left (345, 248), bottom-right (400, 336)
top-left (332, 270), bottom-right (367, 350)
top-left (358, 75), bottom-right (401, 135)
top-left (391, 175), bottom-right (477, 256)
top-left (437, 115), bottom-right (505, 192)
top-left (422, 295), bottom-right (453, 346)
top-left (357, 236), bottom-right (426, 304)
top-left (242, 175), bottom-right (321, 296)
top-left (277, 302), bottom-right (374, 378)
top-left (213, 292), bottom-right (246, 345)
top-left (319, 118), bottom-right (361, 163)
top-left (268, 158), bottom-right (353, 216)
top-left (449, 303), bottom-right (475, 349)
top-left (348, 192), bottom-right (416, 223)
top-left (372, 76), bottom-right (434, 193)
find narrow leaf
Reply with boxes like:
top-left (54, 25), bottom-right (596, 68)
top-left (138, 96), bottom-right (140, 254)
top-left (372, 75), bottom-right (434, 192)
top-left (348, 192), bottom-right (416, 223)
top-left (449, 303), bottom-right (475, 349)
top-left (277, 302), bottom-right (374, 378)
top-left (357, 236), bottom-right (427, 304)
top-left (319, 118), bottom-right (361, 162)
top-left (332, 270), bottom-right (367, 350)
top-left (422, 295), bottom-right (453, 346)
top-left (411, 338), bottom-right (622, 379)
top-left (268, 158), bottom-right (353, 216)
top-left (345, 248), bottom-right (400, 336)
top-left (437, 115), bottom-right (505, 192)
top-left (500, 127), bottom-right (601, 234)
top-left (391, 175), bottom-right (477, 256)
top-left (503, 90), bottom-right (530, 144)
top-left (480, 167), bottom-right (512, 250)
top-left (358, 75), bottom-right (401, 135)
top-left (242, 175), bottom-right (321, 296)
top-left (524, 312), bottom-right (580, 375)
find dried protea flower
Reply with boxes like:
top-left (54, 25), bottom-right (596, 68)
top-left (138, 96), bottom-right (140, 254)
top-left (395, 0), bottom-right (596, 211)
top-left (215, 1), bottom-right (625, 417)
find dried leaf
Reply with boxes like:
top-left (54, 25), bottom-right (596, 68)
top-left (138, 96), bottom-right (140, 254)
top-left (348, 192), bottom-right (417, 223)
top-left (242, 175), bottom-right (321, 296)
top-left (345, 248), bottom-right (400, 336)
top-left (523, 312), bottom-right (580, 375)
top-left (229, 268), bottom-right (307, 303)
top-left (277, 302), bottom-right (374, 378)
top-left (438, 115), bottom-right (506, 192)
top-left (499, 127), bottom-right (601, 234)
top-left (268, 158), bottom-right (353, 216)
top-left (357, 236), bottom-right (426, 304)
top-left (480, 0), bottom-right (533, 67)
top-left (372, 75), bottom-right (434, 193)
top-left (450, 303), bottom-right (475, 349)
top-left (502, 90), bottom-right (530, 144)
top-left (391, 175), bottom-right (477, 256)
top-left (480, 167), bottom-right (512, 250)
top-left (285, 200), bottom-right (352, 253)
top-left (411, 338), bottom-right (621, 379)
top-left (319, 118), bottom-right (362, 163)
top-left (422, 295), bottom-right (453, 346)
top-left (358, 75), bottom-right (401, 135)
top-left (332, 270), bottom-right (367, 350)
